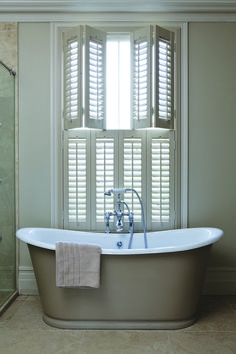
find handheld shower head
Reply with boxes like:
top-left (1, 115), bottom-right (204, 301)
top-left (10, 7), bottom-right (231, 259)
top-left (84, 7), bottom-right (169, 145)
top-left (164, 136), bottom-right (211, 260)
top-left (104, 188), bottom-right (127, 197)
top-left (112, 188), bottom-right (126, 195)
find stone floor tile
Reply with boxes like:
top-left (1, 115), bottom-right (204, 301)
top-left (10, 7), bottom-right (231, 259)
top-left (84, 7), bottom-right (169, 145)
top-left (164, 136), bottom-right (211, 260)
top-left (0, 295), bottom-right (236, 353)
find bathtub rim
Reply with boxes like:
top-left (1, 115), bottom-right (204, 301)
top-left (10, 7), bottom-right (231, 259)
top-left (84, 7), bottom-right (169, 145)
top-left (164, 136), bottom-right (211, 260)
top-left (16, 227), bottom-right (223, 255)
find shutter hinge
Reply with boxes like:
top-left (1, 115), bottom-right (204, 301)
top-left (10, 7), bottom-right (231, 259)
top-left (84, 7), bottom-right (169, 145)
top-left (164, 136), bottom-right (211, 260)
top-left (174, 42), bottom-right (177, 53)
top-left (174, 109), bottom-right (177, 119)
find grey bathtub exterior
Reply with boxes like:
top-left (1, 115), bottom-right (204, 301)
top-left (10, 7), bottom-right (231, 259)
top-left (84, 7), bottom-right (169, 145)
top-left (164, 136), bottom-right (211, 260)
top-left (28, 243), bottom-right (212, 329)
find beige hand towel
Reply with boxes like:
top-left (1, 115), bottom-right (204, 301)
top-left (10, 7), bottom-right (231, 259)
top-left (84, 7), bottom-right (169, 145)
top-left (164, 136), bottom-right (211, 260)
top-left (56, 242), bottom-right (101, 288)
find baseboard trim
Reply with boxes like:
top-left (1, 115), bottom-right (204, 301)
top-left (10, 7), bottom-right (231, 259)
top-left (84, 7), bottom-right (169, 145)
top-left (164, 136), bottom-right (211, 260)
top-left (202, 267), bottom-right (236, 295)
top-left (18, 266), bottom-right (236, 296)
top-left (18, 266), bottom-right (39, 295)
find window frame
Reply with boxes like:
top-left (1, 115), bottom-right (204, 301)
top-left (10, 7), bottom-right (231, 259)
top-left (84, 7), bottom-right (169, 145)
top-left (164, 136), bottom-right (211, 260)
top-left (50, 21), bottom-right (187, 231)
top-left (106, 32), bottom-right (132, 130)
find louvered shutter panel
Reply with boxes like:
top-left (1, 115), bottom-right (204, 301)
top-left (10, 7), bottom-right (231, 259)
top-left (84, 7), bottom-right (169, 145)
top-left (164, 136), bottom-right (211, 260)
top-left (85, 25), bottom-right (106, 129)
top-left (95, 137), bottom-right (115, 222)
top-left (119, 131), bottom-right (146, 227)
top-left (63, 26), bottom-right (83, 130)
top-left (151, 138), bottom-right (170, 223)
top-left (131, 26), bottom-right (152, 129)
top-left (147, 130), bottom-right (175, 230)
top-left (64, 130), bottom-right (90, 229)
top-left (123, 138), bottom-right (142, 221)
top-left (154, 26), bottom-right (175, 129)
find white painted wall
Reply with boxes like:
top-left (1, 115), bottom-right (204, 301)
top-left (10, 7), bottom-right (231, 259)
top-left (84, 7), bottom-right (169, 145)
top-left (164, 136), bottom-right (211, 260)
top-left (18, 23), bottom-right (51, 268)
top-left (189, 23), bottom-right (236, 268)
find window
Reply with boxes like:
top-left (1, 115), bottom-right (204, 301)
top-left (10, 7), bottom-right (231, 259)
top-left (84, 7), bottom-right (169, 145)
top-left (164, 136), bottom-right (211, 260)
top-left (63, 24), bottom-right (176, 232)
top-left (106, 34), bottom-right (131, 130)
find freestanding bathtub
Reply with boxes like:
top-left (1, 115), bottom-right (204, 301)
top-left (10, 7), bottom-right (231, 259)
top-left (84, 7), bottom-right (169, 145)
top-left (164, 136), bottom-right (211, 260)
top-left (16, 227), bottom-right (223, 329)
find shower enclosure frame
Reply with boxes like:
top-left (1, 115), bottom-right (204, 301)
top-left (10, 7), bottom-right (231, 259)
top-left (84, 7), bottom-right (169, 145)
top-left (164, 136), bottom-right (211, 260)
top-left (0, 60), bottom-right (18, 315)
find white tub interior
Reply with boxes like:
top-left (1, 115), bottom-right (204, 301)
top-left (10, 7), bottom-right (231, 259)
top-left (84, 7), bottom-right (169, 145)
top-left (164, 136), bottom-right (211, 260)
top-left (16, 227), bottom-right (223, 255)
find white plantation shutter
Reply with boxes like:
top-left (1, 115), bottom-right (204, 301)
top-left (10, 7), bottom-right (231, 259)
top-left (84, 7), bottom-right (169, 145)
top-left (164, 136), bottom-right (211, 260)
top-left (123, 138), bottom-right (142, 221)
top-left (152, 138), bottom-right (170, 222)
top-left (85, 25), bottom-right (106, 129)
top-left (93, 131), bottom-right (119, 230)
top-left (154, 26), bottom-right (175, 129)
top-left (95, 136), bottom-right (115, 223)
top-left (131, 26), bottom-right (152, 129)
top-left (119, 131), bottom-right (146, 228)
top-left (147, 130), bottom-right (175, 230)
top-left (64, 130), bottom-right (90, 229)
top-left (63, 26), bottom-right (83, 129)
top-left (63, 24), bottom-right (175, 132)
top-left (64, 130), bottom-right (175, 231)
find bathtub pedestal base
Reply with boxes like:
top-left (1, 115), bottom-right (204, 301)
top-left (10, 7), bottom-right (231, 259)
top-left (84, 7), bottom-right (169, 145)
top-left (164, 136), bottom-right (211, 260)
top-left (43, 313), bottom-right (197, 330)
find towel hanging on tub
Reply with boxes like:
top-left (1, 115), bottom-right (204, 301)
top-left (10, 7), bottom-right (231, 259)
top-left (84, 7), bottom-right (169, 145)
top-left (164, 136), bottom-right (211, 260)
top-left (56, 242), bottom-right (101, 288)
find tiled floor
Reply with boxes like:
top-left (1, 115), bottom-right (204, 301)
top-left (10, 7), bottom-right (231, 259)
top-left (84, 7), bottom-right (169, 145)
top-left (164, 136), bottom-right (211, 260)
top-left (0, 295), bottom-right (236, 354)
